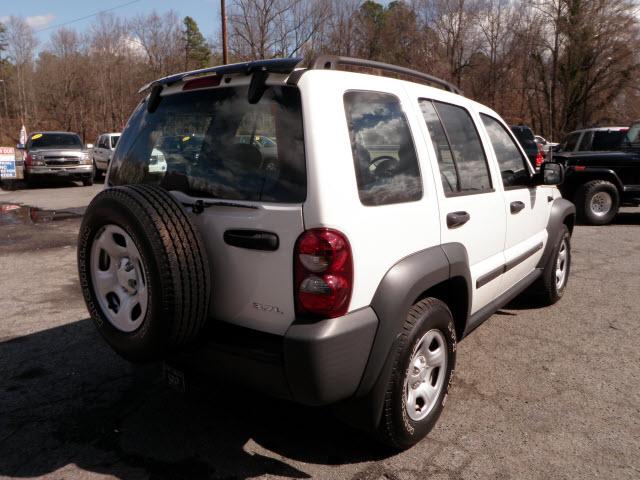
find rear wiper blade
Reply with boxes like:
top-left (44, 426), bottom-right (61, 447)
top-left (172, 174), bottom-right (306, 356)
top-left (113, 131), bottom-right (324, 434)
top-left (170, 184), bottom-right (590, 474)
top-left (186, 199), bottom-right (259, 214)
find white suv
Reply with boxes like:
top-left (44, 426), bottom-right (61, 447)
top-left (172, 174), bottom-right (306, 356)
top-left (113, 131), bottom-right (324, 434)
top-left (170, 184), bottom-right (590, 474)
top-left (78, 56), bottom-right (575, 449)
top-left (92, 133), bottom-right (120, 178)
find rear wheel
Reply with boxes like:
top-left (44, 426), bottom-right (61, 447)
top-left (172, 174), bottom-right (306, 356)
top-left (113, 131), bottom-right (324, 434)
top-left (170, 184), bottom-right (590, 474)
top-left (82, 178), bottom-right (94, 186)
top-left (377, 298), bottom-right (456, 449)
top-left (78, 185), bottom-right (211, 362)
top-left (575, 180), bottom-right (619, 225)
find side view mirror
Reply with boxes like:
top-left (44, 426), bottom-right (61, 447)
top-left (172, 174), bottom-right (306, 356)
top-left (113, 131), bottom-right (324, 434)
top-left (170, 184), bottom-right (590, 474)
top-left (537, 161), bottom-right (564, 186)
top-left (85, 143), bottom-right (94, 149)
top-left (16, 143), bottom-right (25, 150)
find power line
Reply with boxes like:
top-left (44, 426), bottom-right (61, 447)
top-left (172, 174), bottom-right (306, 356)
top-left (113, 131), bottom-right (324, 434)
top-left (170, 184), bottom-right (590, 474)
top-left (34, 0), bottom-right (143, 33)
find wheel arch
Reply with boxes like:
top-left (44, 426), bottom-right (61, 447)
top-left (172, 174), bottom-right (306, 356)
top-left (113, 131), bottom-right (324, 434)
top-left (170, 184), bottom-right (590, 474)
top-left (334, 243), bottom-right (470, 432)
top-left (537, 197), bottom-right (576, 269)
top-left (563, 169), bottom-right (624, 198)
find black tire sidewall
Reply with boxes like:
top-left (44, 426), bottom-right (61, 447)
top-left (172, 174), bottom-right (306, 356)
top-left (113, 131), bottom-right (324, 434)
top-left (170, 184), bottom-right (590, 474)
top-left (580, 181), bottom-right (619, 225)
top-left (387, 301), bottom-right (456, 448)
top-left (546, 225), bottom-right (571, 301)
top-left (78, 196), bottom-right (169, 361)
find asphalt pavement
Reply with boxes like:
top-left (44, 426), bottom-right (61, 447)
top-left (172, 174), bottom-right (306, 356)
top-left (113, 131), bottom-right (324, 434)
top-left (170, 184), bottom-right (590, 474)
top-left (0, 184), bottom-right (639, 480)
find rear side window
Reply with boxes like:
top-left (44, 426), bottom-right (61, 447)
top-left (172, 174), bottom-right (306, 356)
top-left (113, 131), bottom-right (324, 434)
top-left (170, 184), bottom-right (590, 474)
top-left (420, 99), bottom-right (492, 194)
top-left (344, 91), bottom-right (422, 206)
top-left (592, 130), bottom-right (626, 151)
top-left (481, 114), bottom-right (530, 188)
top-left (109, 86), bottom-right (306, 203)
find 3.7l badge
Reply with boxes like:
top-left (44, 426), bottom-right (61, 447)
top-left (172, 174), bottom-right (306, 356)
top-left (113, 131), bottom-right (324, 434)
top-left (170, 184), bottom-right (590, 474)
top-left (252, 302), bottom-right (284, 315)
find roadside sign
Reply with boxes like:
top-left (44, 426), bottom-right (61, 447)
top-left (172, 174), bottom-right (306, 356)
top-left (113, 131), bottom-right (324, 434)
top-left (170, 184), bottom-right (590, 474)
top-left (0, 147), bottom-right (17, 179)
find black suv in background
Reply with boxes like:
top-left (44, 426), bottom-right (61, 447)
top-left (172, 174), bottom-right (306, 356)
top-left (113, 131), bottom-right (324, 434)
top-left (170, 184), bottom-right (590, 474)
top-left (510, 125), bottom-right (543, 168)
top-left (557, 126), bottom-right (629, 153)
top-left (554, 122), bottom-right (640, 225)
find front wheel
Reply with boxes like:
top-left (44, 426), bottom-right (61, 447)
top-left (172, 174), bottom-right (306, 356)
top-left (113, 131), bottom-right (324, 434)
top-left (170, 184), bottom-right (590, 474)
top-left (530, 225), bottom-right (571, 306)
top-left (377, 298), bottom-right (456, 449)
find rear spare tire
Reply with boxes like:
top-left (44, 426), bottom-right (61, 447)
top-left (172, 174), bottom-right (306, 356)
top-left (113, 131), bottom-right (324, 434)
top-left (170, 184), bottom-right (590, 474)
top-left (78, 185), bottom-right (210, 362)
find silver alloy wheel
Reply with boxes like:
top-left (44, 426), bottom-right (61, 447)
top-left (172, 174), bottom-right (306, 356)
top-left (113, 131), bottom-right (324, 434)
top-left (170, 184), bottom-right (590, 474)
top-left (555, 237), bottom-right (569, 291)
top-left (589, 191), bottom-right (612, 217)
top-left (404, 329), bottom-right (448, 422)
top-left (90, 224), bottom-right (148, 332)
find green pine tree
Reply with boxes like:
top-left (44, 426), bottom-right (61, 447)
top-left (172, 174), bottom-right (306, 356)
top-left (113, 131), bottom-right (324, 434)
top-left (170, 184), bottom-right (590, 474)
top-left (183, 16), bottom-right (211, 70)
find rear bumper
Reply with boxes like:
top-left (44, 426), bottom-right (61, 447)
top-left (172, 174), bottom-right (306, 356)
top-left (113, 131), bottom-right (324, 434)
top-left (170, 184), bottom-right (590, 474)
top-left (169, 307), bottom-right (379, 406)
top-left (27, 165), bottom-right (93, 179)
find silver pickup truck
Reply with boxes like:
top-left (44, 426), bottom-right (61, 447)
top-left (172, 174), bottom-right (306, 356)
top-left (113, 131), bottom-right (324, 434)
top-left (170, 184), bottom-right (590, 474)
top-left (21, 131), bottom-right (94, 186)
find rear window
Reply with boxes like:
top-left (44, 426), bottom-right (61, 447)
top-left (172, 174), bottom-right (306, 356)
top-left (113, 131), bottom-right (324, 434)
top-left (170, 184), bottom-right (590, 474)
top-left (591, 130), bottom-right (626, 151)
top-left (561, 132), bottom-right (581, 152)
top-left (27, 133), bottom-right (82, 150)
top-left (109, 86), bottom-right (306, 203)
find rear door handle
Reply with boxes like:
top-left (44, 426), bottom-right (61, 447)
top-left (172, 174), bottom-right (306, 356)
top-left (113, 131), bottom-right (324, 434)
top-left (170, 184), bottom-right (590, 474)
top-left (510, 201), bottom-right (525, 214)
top-left (224, 229), bottom-right (279, 251)
top-left (447, 211), bottom-right (470, 228)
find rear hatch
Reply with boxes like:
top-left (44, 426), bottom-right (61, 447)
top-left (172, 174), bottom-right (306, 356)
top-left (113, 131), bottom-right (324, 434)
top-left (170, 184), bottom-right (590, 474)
top-left (108, 81), bottom-right (306, 335)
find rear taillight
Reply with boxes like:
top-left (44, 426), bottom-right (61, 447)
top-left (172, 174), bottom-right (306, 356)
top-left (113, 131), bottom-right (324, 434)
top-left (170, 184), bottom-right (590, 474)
top-left (294, 228), bottom-right (353, 318)
top-left (535, 151), bottom-right (544, 167)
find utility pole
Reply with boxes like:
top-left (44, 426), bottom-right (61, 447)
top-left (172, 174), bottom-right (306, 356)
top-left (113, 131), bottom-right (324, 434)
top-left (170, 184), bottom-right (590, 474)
top-left (221, 0), bottom-right (228, 64)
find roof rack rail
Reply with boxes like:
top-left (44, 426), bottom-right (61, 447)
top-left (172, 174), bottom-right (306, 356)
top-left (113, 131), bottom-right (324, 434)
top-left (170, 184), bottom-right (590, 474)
top-left (139, 57), bottom-right (304, 93)
top-left (309, 55), bottom-right (461, 95)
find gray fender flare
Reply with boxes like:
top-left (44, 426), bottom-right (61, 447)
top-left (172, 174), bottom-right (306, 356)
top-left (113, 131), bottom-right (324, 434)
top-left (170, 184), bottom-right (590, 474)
top-left (335, 243), bottom-right (470, 431)
top-left (537, 197), bottom-right (575, 269)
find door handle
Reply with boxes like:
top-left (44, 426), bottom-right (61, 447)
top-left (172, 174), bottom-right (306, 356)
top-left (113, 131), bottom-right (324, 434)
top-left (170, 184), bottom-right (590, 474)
top-left (224, 229), bottom-right (279, 251)
top-left (510, 201), bottom-right (525, 214)
top-left (446, 211), bottom-right (470, 228)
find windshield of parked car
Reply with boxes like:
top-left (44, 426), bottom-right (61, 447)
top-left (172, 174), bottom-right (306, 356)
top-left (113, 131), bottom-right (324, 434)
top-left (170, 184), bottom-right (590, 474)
top-left (27, 133), bottom-right (83, 150)
top-left (110, 135), bottom-right (120, 149)
top-left (109, 85), bottom-right (306, 203)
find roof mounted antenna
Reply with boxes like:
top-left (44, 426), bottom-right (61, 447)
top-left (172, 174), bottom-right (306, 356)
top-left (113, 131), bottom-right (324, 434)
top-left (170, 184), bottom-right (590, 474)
top-left (309, 55), bottom-right (462, 95)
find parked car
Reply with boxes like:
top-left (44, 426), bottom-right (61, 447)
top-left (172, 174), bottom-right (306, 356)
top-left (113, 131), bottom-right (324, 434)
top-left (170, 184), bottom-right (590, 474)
top-left (20, 131), bottom-right (93, 186)
top-left (92, 133), bottom-right (120, 178)
top-left (534, 135), bottom-right (558, 155)
top-left (78, 56), bottom-right (574, 449)
top-left (510, 125), bottom-right (544, 167)
top-left (556, 126), bottom-right (628, 153)
top-left (554, 122), bottom-right (640, 225)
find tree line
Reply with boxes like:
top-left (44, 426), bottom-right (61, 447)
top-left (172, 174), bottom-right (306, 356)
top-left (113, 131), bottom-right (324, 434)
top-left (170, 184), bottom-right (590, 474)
top-left (0, 0), bottom-right (638, 146)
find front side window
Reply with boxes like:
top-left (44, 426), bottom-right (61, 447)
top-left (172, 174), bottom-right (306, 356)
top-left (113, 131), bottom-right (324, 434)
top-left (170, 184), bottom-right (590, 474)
top-left (481, 114), bottom-right (531, 188)
top-left (109, 86), bottom-right (306, 203)
top-left (110, 135), bottom-right (120, 149)
top-left (344, 91), bottom-right (422, 206)
top-left (420, 99), bottom-right (492, 194)
top-left (577, 131), bottom-right (594, 151)
top-left (562, 132), bottom-right (581, 152)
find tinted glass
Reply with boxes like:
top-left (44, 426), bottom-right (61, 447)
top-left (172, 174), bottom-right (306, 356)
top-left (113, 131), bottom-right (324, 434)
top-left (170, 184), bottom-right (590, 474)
top-left (626, 124), bottom-right (640, 144)
top-left (110, 135), bottom-right (120, 149)
top-left (420, 100), bottom-right (457, 193)
top-left (562, 132), bottom-right (581, 151)
top-left (344, 91), bottom-right (422, 206)
top-left (482, 114), bottom-right (530, 188)
top-left (591, 130), bottom-right (626, 151)
top-left (109, 86), bottom-right (306, 203)
top-left (511, 126), bottom-right (535, 142)
top-left (27, 133), bottom-right (82, 150)
top-left (577, 130), bottom-right (594, 151)
top-left (428, 101), bottom-right (491, 192)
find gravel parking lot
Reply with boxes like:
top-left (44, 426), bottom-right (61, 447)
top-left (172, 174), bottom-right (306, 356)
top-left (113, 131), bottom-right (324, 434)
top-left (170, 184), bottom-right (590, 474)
top-left (1, 184), bottom-right (639, 480)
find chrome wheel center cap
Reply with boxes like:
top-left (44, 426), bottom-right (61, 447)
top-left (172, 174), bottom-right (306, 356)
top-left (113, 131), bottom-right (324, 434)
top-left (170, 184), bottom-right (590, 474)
top-left (117, 258), bottom-right (138, 294)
